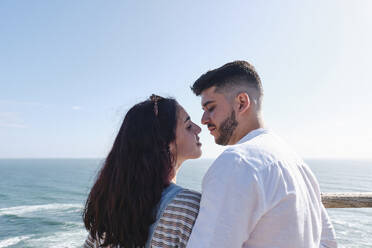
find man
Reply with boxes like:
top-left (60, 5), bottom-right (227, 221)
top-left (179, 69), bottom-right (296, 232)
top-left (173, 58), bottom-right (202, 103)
top-left (186, 61), bottom-right (337, 248)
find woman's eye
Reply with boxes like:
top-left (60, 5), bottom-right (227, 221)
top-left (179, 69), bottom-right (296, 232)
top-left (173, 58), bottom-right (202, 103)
top-left (208, 107), bottom-right (215, 112)
top-left (187, 125), bottom-right (192, 130)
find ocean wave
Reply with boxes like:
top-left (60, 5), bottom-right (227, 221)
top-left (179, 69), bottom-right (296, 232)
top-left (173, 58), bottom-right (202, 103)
top-left (64, 221), bottom-right (85, 228)
top-left (0, 203), bottom-right (82, 217)
top-left (25, 228), bottom-right (88, 248)
top-left (0, 235), bottom-right (31, 248)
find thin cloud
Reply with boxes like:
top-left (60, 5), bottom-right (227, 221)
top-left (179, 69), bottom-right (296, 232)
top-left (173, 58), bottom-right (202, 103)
top-left (0, 112), bottom-right (27, 128)
top-left (72, 106), bottom-right (83, 110)
top-left (0, 123), bottom-right (27, 128)
top-left (0, 100), bottom-right (48, 108)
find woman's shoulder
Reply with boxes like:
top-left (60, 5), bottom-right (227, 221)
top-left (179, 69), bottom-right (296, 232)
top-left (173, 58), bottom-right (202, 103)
top-left (164, 188), bottom-right (201, 218)
top-left (174, 188), bottom-right (201, 203)
top-left (151, 188), bottom-right (201, 247)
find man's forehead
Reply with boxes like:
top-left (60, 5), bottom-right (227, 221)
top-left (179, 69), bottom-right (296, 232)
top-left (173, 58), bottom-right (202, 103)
top-left (200, 86), bottom-right (223, 106)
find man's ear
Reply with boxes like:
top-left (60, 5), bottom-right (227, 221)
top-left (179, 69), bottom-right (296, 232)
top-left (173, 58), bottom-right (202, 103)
top-left (235, 92), bottom-right (250, 113)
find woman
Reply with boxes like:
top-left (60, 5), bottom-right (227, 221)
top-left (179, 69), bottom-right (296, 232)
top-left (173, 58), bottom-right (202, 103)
top-left (83, 95), bottom-right (202, 248)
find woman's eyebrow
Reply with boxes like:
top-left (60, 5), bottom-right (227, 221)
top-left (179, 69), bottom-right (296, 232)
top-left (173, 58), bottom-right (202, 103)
top-left (184, 116), bottom-right (190, 123)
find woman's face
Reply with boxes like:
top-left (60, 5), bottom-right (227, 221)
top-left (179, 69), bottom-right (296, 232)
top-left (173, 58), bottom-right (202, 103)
top-left (170, 105), bottom-right (202, 167)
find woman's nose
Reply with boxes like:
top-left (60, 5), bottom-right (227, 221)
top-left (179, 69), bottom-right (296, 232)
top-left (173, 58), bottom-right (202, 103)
top-left (194, 123), bottom-right (202, 134)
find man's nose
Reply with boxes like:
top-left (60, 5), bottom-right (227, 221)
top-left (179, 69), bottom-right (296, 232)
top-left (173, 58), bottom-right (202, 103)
top-left (201, 112), bottom-right (209, 125)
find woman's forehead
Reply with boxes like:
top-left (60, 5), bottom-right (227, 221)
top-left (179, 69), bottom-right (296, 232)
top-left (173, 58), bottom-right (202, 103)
top-left (177, 106), bottom-right (189, 122)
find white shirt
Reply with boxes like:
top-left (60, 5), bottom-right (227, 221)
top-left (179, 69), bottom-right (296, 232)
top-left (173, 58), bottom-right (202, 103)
top-left (187, 128), bottom-right (337, 248)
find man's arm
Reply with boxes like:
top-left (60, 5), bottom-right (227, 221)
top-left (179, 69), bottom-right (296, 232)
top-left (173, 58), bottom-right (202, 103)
top-left (186, 152), bottom-right (265, 248)
top-left (320, 204), bottom-right (338, 248)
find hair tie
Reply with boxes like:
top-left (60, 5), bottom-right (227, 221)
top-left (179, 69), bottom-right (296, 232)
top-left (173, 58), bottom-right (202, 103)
top-left (150, 94), bottom-right (162, 116)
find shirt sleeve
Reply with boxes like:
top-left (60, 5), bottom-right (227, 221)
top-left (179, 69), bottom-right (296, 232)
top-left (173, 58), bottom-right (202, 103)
top-left (320, 204), bottom-right (338, 248)
top-left (186, 152), bottom-right (266, 248)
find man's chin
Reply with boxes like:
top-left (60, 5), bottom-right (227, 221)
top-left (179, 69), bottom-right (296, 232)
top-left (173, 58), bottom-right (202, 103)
top-left (214, 136), bottom-right (226, 146)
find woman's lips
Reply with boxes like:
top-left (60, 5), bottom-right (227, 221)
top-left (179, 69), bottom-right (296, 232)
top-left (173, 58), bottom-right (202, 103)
top-left (196, 136), bottom-right (202, 146)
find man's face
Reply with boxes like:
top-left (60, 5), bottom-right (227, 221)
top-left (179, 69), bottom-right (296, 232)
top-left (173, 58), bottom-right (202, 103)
top-left (200, 87), bottom-right (238, 145)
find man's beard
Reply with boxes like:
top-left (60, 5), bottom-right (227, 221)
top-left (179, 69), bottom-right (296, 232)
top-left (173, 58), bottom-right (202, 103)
top-left (215, 110), bottom-right (238, 145)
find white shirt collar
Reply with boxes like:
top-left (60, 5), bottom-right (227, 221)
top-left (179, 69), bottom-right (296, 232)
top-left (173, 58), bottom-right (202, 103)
top-left (237, 128), bottom-right (269, 145)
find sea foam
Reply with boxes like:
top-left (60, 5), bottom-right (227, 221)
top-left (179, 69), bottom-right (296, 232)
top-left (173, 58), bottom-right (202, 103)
top-left (0, 235), bottom-right (31, 248)
top-left (0, 203), bottom-right (82, 217)
top-left (25, 229), bottom-right (87, 248)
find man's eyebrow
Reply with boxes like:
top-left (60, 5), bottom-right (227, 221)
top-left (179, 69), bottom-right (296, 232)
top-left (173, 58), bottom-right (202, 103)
top-left (202, 100), bottom-right (215, 108)
top-left (184, 116), bottom-right (190, 123)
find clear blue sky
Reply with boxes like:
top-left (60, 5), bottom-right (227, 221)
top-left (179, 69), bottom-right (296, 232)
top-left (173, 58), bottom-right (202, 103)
top-left (1, 0), bottom-right (371, 159)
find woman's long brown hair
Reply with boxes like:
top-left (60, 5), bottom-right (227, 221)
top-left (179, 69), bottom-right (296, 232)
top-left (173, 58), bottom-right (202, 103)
top-left (83, 97), bottom-right (178, 247)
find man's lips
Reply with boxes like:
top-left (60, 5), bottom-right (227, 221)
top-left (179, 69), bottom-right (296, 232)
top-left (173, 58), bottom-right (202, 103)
top-left (208, 125), bottom-right (216, 133)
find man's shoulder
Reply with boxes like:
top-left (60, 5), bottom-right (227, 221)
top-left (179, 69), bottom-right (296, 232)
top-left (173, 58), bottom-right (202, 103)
top-left (208, 134), bottom-right (300, 177)
top-left (234, 130), bottom-right (303, 166)
top-left (205, 148), bottom-right (260, 179)
top-left (212, 148), bottom-right (251, 169)
top-left (218, 139), bottom-right (277, 168)
top-left (202, 147), bottom-right (270, 195)
top-left (216, 148), bottom-right (244, 163)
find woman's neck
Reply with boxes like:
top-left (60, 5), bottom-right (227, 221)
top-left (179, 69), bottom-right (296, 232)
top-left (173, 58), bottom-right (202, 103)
top-left (171, 176), bottom-right (177, 184)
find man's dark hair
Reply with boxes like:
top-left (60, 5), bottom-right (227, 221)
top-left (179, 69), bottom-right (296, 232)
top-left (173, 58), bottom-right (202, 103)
top-left (191, 61), bottom-right (263, 107)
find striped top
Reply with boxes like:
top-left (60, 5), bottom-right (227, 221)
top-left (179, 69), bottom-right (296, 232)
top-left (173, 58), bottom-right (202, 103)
top-left (83, 189), bottom-right (201, 248)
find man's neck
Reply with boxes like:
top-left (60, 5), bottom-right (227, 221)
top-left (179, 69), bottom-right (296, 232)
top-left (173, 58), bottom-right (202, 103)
top-left (229, 115), bottom-right (264, 145)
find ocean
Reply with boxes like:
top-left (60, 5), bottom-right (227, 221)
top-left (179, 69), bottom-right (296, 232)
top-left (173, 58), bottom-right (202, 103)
top-left (0, 158), bottom-right (371, 247)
